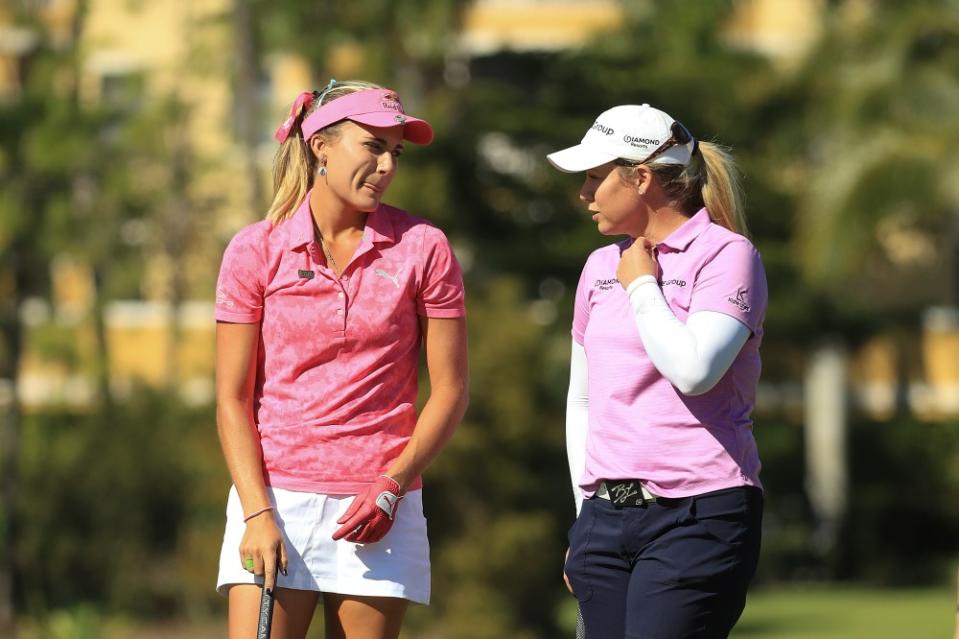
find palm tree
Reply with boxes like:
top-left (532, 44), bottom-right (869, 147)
top-left (785, 0), bottom-right (959, 565)
top-left (794, 1), bottom-right (959, 313)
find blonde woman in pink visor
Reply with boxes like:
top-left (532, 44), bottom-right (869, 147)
top-left (214, 80), bottom-right (468, 638)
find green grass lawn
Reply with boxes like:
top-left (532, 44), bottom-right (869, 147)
top-left (733, 584), bottom-right (956, 638)
top-left (20, 584), bottom-right (958, 638)
top-left (556, 583), bottom-right (956, 638)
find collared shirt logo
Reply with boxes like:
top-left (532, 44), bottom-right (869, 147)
top-left (728, 287), bottom-right (751, 313)
top-left (593, 278), bottom-right (618, 291)
top-left (216, 287), bottom-right (235, 309)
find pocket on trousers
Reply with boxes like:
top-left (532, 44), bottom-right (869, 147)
top-left (565, 502), bottom-right (597, 603)
top-left (654, 488), bottom-right (761, 588)
top-left (693, 487), bottom-right (761, 549)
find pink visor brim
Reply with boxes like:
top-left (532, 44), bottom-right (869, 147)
top-left (347, 112), bottom-right (433, 145)
top-left (301, 88), bottom-right (434, 145)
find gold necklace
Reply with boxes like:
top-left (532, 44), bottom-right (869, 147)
top-left (318, 235), bottom-right (340, 275)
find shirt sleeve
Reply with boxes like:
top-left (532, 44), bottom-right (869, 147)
top-left (417, 226), bottom-right (466, 318)
top-left (571, 263), bottom-right (591, 345)
top-left (688, 239), bottom-right (767, 334)
top-left (214, 224), bottom-right (268, 323)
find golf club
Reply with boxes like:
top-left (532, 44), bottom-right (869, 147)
top-left (256, 558), bottom-right (278, 639)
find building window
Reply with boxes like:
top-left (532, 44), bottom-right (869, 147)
top-left (99, 70), bottom-right (144, 112)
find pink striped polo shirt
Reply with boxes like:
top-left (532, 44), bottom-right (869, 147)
top-left (572, 208), bottom-right (767, 498)
top-left (215, 192), bottom-right (465, 494)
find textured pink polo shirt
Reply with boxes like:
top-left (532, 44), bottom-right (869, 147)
top-left (572, 208), bottom-right (767, 498)
top-left (215, 192), bottom-right (465, 494)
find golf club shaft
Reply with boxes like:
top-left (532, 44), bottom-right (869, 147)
top-left (255, 560), bottom-right (278, 639)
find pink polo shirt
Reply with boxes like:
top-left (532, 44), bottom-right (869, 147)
top-left (215, 192), bottom-right (465, 494)
top-left (572, 208), bottom-right (767, 498)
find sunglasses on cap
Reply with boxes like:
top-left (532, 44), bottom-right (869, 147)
top-left (614, 120), bottom-right (695, 167)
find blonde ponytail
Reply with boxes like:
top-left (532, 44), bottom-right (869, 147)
top-left (266, 136), bottom-right (316, 224)
top-left (265, 80), bottom-right (382, 225)
top-left (697, 142), bottom-right (747, 236)
top-left (640, 140), bottom-right (748, 236)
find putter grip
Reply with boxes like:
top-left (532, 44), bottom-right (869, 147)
top-left (256, 583), bottom-right (275, 639)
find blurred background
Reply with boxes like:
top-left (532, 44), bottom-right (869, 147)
top-left (1, 0), bottom-right (958, 637)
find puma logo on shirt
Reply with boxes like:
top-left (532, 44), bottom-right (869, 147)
top-left (375, 268), bottom-right (400, 288)
top-left (215, 287), bottom-right (236, 309)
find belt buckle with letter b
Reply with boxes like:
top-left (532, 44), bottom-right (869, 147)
top-left (609, 480), bottom-right (645, 507)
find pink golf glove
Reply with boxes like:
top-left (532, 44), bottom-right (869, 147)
top-left (332, 475), bottom-right (403, 544)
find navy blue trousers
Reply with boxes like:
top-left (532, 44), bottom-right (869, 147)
top-left (565, 486), bottom-right (763, 639)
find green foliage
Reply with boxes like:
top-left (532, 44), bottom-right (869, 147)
top-left (34, 605), bottom-right (105, 639)
top-left (411, 278), bottom-right (572, 636)
top-left (251, 0), bottom-right (469, 82)
top-left (15, 389), bottom-right (227, 619)
top-left (751, 416), bottom-right (959, 586)
top-left (839, 415), bottom-right (959, 584)
top-left (791, 1), bottom-right (959, 313)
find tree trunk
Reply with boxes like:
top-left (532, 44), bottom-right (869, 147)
top-left (164, 126), bottom-right (191, 392)
top-left (0, 257), bottom-right (26, 637)
top-left (233, 0), bottom-right (265, 216)
top-left (952, 215), bottom-right (959, 307)
top-left (804, 340), bottom-right (849, 569)
top-left (0, 347), bottom-right (21, 638)
top-left (91, 265), bottom-right (114, 416)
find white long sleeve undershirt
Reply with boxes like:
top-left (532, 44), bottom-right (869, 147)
top-left (566, 340), bottom-right (589, 516)
top-left (624, 275), bottom-right (750, 396)
top-left (565, 277), bottom-right (751, 511)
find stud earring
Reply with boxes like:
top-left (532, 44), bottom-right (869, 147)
top-left (318, 165), bottom-right (327, 177)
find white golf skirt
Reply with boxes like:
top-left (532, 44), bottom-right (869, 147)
top-left (216, 485), bottom-right (431, 604)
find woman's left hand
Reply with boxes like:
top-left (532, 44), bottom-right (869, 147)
top-left (617, 236), bottom-right (658, 289)
top-left (332, 475), bottom-right (403, 544)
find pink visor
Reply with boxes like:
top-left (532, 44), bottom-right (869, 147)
top-left (299, 88), bottom-right (433, 145)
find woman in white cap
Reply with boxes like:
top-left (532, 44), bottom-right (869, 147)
top-left (214, 80), bottom-right (469, 639)
top-left (549, 104), bottom-right (767, 638)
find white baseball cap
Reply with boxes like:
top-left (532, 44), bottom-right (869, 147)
top-left (546, 104), bottom-right (697, 173)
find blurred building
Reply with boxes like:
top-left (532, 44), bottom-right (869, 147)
top-left (5, 0), bottom-right (958, 418)
top-left (725, 0), bottom-right (825, 66)
top-left (457, 0), bottom-right (823, 61)
top-left (458, 0), bottom-right (625, 54)
top-left (3, 0), bottom-right (325, 409)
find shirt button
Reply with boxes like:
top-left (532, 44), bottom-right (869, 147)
top-left (336, 309), bottom-right (344, 316)
top-left (337, 292), bottom-right (344, 299)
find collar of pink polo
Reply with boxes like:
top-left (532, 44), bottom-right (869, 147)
top-left (300, 88), bottom-right (433, 144)
top-left (283, 191), bottom-right (397, 249)
top-left (657, 208), bottom-right (711, 252)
